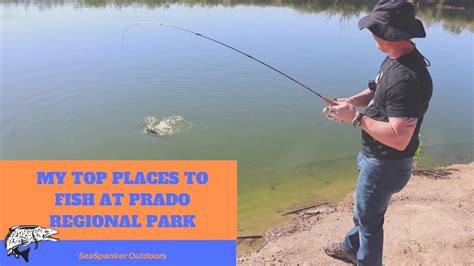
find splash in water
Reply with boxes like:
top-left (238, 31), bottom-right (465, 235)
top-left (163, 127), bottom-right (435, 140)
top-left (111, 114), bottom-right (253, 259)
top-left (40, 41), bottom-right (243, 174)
top-left (144, 115), bottom-right (191, 137)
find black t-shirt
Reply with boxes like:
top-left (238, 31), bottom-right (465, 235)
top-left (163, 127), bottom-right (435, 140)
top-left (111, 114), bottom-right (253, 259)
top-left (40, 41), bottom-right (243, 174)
top-left (361, 48), bottom-right (433, 159)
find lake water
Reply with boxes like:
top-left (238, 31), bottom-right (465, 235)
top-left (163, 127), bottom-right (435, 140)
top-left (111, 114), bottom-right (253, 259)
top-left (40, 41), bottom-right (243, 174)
top-left (1, 0), bottom-right (472, 253)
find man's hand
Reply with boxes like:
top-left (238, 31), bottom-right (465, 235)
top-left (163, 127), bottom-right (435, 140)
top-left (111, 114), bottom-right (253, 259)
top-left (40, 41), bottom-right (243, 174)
top-left (334, 97), bottom-right (354, 105)
top-left (337, 89), bottom-right (374, 107)
top-left (330, 101), bottom-right (358, 123)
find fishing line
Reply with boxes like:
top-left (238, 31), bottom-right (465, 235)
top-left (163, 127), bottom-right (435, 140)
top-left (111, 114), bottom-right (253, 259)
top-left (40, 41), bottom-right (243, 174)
top-left (122, 22), bottom-right (335, 106)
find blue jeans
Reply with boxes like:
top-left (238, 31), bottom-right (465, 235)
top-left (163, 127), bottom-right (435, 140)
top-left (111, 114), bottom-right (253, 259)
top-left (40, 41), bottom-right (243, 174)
top-left (341, 152), bottom-right (413, 266)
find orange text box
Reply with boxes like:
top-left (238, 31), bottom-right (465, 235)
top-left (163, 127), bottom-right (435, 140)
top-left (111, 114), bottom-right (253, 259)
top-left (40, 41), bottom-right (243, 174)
top-left (0, 160), bottom-right (237, 240)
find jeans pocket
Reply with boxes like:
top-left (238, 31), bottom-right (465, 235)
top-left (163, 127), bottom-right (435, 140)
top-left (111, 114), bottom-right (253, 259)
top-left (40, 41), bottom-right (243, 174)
top-left (357, 154), bottom-right (383, 194)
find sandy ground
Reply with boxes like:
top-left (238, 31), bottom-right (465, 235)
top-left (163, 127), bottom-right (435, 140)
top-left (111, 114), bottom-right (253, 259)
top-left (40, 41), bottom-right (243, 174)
top-left (238, 162), bottom-right (473, 265)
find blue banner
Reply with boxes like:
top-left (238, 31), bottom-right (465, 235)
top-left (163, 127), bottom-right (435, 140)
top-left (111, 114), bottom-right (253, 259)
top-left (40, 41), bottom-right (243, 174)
top-left (0, 240), bottom-right (236, 265)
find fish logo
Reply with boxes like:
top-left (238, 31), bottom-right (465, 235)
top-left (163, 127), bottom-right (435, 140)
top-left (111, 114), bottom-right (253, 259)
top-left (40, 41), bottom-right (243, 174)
top-left (4, 225), bottom-right (59, 262)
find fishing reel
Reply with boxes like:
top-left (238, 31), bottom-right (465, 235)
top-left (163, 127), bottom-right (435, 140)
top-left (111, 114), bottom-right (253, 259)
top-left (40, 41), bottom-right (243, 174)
top-left (322, 106), bottom-right (339, 121)
top-left (321, 97), bottom-right (340, 122)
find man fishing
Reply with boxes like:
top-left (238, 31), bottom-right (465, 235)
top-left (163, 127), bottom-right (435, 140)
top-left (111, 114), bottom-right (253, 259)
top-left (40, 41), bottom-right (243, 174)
top-left (322, 0), bottom-right (433, 265)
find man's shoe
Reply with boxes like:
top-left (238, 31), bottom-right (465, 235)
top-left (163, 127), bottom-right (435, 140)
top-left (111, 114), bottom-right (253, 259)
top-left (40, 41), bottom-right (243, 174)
top-left (322, 242), bottom-right (357, 265)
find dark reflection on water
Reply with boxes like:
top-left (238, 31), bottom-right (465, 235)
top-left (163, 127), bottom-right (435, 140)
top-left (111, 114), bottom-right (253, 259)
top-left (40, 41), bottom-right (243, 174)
top-left (3, 0), bottom-right (473, 33)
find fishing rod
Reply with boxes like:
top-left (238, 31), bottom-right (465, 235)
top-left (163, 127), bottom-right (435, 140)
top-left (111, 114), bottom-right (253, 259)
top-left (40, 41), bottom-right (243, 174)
top-left (122, 22), bottom-right (336, 107)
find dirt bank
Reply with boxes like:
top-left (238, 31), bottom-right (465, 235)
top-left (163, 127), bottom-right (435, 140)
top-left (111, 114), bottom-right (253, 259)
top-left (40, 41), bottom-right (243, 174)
top-left (238, 162), bottom-right (473, 265)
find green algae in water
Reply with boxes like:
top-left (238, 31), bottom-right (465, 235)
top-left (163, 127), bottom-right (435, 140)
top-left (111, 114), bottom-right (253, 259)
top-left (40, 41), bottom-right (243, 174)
top-left (238, 156), bottom-right (358, 235)
top-left (236, 155), bottom-right (358, 256)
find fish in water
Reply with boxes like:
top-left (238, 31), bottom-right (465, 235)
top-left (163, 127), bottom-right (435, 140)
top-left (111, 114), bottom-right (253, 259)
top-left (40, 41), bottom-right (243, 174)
top-left (144, 115), bottom-right (191, 136)
top-left (4, 225), bottom-right (59, 262)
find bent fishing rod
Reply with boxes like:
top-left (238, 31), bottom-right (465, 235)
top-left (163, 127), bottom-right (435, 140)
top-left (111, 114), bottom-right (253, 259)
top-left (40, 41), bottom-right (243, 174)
top-left (122, 22), bottom-right (335, 107)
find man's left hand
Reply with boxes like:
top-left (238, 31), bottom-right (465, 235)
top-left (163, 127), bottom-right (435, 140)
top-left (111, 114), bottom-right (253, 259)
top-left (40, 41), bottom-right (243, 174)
top-left (330, 101), bottom-right (358, 123)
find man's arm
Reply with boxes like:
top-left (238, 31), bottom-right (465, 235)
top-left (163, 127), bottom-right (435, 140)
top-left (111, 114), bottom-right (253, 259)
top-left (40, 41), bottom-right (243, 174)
top-left (359, 116), bottom-right (418, 151)
top-left (332, 80), bottom-right (422, 151)
top-left (330, 100), bottom-right (418, 151)
top-left (337, 88), bottom-right (374, 107)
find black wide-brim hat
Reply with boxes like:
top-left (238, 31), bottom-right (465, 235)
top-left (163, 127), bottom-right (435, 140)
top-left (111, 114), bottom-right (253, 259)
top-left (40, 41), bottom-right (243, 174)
top-left (359, 0), bottom-right (426, 41)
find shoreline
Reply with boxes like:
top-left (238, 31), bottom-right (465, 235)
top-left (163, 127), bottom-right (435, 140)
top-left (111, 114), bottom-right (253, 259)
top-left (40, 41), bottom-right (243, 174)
top-left (238, 162), bottom-right (473, 265)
